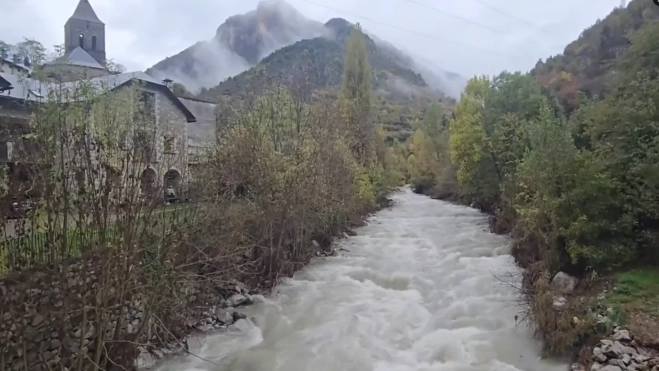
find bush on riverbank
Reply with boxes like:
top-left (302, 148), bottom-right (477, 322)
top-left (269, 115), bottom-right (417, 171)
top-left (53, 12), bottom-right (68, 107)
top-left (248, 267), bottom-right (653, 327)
top-left (404, 18), bottom-right (659, 275)
top-left (0, 26), bottom-right (400, 371)
top-left (398, 3), bottom-right (659, 361)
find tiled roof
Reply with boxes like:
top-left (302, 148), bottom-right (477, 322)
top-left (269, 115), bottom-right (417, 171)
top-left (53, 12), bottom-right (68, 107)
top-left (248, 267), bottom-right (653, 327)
top-left (0, 73), bottom-right (49, 102)
top-left (0, 71), bottom-right (197, 122)
top-left (0, 45), bottom-right (33, 73)
top-left (45, 47), bottom-right (105, 70)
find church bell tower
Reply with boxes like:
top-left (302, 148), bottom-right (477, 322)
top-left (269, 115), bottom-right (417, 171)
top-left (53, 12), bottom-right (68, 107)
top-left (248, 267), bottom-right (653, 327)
top-left (64, 0), bottom-right (106, 66)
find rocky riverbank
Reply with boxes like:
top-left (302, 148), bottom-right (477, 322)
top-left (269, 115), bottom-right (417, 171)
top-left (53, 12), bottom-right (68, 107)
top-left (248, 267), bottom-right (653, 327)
top-left (134, 231), bottom-right (356, 369)
top-left (135, 287), bottom-right (259, 369)
top-left (572, 328), bottom-right (659, 371)
top-left (520, 262), bottom-right (659, 370)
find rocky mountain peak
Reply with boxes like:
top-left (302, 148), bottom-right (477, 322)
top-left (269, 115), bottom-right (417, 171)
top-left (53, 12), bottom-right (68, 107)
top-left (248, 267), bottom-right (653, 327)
top-left (215, 0), bottom-right (324, 64)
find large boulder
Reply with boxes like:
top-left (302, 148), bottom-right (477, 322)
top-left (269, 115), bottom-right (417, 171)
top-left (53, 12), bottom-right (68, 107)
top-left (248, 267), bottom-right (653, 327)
top-left (551, 272), bottom-right (578, 294)
top-left (226, 293), bottom-right (254, 307)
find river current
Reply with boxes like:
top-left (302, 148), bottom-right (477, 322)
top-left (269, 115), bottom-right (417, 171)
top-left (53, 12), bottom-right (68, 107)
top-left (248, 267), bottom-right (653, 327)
top-left (157, 188), bottom-right (567, 371)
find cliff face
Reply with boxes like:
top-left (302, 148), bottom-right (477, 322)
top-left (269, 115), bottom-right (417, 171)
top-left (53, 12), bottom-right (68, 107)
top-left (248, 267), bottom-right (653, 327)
top-left (215, 0), bottom-right (326, 64)
top-left (145, 0), bottom-right (464, 99)
top-left (145, 0), bottom-right (326, 91)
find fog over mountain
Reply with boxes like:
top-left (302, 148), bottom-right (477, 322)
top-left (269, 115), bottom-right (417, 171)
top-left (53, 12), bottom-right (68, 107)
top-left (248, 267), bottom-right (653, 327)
top-left (146, 0), bottom-right (466, 98)
top-left (146, 1), bottom-right (330, 93)
top-left (1, 0), bottom-right (622, 93)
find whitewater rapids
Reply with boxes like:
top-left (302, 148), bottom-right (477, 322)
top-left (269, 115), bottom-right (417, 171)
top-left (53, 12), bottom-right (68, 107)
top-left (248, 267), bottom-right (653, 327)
top-left (157, 188), bottom-right (567, 371)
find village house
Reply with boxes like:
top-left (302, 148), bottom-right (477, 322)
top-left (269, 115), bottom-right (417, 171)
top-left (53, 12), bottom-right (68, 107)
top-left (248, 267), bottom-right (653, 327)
top-left (0, 56), bottom-right (31, 78)
top-left (0, 0), bottom-right (217, 210)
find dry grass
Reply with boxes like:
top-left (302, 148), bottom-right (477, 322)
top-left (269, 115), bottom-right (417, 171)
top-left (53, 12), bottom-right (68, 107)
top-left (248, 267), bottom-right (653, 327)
top-left (519, 262), bottom-right (608, 361)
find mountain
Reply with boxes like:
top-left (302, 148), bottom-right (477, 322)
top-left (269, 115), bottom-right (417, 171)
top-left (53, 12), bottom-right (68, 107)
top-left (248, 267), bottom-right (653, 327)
top-left (146, 0), bottom-right (465, 99)
top-left (531, 0), bottom-right (659, 112)
top-left (365, 33), bottom-right (467, 99)
top-left (199, 17), bottom-right (428, 99)
top-left (146, 0), bottom-right (462, 140)
top-left (197, 17), bottom-right (454, 141)
top-left (145, 0), bottom-right (327, 91)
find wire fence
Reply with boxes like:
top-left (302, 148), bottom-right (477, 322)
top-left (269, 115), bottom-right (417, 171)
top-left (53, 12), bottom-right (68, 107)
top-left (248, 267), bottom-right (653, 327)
top-left (0, 205), bottom-right (197, 277)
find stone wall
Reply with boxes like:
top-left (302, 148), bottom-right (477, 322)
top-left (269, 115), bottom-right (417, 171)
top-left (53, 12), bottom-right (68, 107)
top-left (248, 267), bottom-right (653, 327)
top-left (178, 97), bottom-right (216, 153)
top-left (0, 252), bottom-right (241, 371)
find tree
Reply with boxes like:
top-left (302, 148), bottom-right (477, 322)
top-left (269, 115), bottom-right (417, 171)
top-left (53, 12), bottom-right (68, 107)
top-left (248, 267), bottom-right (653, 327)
top-left (172, 82), bottom-right (193, 98)
top-left (340, 24), bottom-right (374, 163)
top-left (51, 43), bottom-right (66, 60)
top-left (449, 76), bottom-right (496, 205)
top-left (407, 102), bottom-right (456, 196)
top-left (341, 23), bottom-right (373, 110)
top-left (16, 38), bottom-right (46, 65)
top-left (0, 40), bottom-right (9, 59)
top-left (106, 58), bottom-right (126, 74)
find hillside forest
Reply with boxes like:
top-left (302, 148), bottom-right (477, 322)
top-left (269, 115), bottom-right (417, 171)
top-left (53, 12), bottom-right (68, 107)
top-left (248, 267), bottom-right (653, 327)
top-left (398, 0), bottom-right (659, 358)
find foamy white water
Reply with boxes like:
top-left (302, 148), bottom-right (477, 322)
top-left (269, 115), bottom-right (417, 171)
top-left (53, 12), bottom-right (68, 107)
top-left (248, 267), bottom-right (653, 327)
top-left (157, 188), bottom-right (567, 371)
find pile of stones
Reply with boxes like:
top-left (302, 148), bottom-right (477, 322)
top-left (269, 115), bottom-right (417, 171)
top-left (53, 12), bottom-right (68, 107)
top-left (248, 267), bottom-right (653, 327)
top-left (586, 329), bottom-right (658, 371)
top-left (136, 291), bottom-right (257, 369)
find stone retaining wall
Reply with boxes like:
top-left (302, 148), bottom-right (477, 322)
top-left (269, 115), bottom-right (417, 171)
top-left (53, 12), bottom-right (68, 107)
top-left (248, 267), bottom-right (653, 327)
top-left (0, 254), bottom-right (238, 371)
top-left (573, 328), bottom-right (659, 371)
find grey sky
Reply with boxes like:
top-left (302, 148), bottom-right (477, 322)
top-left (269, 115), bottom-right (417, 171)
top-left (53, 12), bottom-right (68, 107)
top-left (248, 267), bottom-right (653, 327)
top-left (1, 0), bottom-right (620, 78)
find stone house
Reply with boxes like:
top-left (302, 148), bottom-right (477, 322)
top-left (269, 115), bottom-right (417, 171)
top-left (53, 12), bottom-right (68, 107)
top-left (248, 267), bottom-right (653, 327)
top-left (0, 0), bottom-right (218, 206)
top-left (0, 71), bottom-right (201, 205)
top-left (0, 57), bottom-right (31, 78)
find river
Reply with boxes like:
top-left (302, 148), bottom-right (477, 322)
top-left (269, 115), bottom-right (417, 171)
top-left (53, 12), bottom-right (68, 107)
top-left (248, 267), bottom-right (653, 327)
top-left (157, 188), bottom-right (567, 371)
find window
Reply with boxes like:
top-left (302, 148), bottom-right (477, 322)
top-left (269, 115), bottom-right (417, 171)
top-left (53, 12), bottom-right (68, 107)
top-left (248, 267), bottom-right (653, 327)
top-left (79, 34), bottom-right (84, 48)
top-left (163, 136), bottom-right (175, 154)
top-left (92, 36), bottom-right (97, 51)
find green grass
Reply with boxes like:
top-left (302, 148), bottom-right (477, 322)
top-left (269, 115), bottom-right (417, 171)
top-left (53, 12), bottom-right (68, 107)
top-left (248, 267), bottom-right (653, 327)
top-left (606, 267), bottom-right (659, 318)
top-left (0, 205), bottom-right (198, 276)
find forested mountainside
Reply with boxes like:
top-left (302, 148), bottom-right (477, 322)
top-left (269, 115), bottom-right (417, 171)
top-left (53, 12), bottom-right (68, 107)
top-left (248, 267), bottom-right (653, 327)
top-left (531, 0), bottom-right (659, 112)
top-left (397, 0), bottom-right (659, 361)
top-left (147, 1), bottom-right (461, 141)
top-left (197, 18), bottom-right (453, 141)
top-left (147, 0), bottom-right (463, 98)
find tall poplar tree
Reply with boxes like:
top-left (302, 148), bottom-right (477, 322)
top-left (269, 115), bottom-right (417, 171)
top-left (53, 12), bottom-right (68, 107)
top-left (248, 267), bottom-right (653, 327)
top-left (341, 23), bottom-right (374, 163)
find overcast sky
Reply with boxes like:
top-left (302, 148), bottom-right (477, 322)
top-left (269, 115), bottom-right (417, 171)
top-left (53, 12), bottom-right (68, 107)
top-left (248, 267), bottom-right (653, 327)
top-left (1, 0), bottom-right (621, 78)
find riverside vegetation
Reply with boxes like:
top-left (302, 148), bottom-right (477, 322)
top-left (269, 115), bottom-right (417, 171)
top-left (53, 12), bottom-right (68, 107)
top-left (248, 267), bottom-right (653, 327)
top-left (0, 25), bottom-right (402, 370)
top-left (397, 0), bottom-right (659, 366)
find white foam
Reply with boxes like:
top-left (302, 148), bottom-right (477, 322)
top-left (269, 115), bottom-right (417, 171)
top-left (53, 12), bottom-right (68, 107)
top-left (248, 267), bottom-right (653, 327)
top-left (156, 189), bottom-right (567, 371)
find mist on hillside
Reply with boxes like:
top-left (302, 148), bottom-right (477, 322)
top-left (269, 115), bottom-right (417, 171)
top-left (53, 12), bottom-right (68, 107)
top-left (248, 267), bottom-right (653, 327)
top-left (147, 0), bottom-right (328, 93)
top-left (145, 0), bottom-right (468, 98)
top-left (148, 41), bottom-right (252, 93)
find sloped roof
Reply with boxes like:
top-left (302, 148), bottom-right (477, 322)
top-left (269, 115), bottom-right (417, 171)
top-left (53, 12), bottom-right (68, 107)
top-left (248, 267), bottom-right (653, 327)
top-left (0, 71), bottom-right (197, 122)
top-left (0, 44), bottom-right (33, 73)
top-left (0, 73), bottom-right (49, 102)
top-left (0, 75), bottom-right (11, 89)
top-left (69, 0), bottom-right (104, 24)
top-left (45, 47), bottom-right (105, 70)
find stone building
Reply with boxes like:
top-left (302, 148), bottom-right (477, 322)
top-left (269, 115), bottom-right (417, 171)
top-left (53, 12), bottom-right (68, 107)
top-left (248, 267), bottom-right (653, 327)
top-left (1, 71), bottom-right (201, 200)
top-left (0, 0), bottom-right (218, 207)
top-left (41, 0), bottom-right (111, 82)
top-left (0, 57), bottom-right (31, 78)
